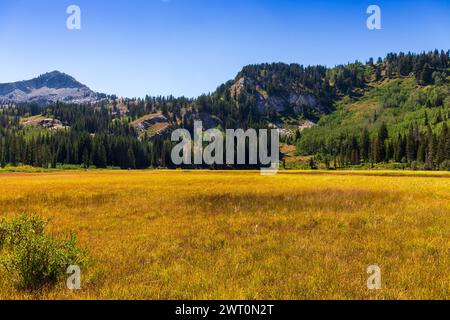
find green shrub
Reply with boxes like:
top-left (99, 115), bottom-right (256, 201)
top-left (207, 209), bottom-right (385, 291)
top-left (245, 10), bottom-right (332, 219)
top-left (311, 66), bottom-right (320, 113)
top-left (0, 215), bottom-right (86, 290)
top-left (439, 160), bottom-right (450, 171)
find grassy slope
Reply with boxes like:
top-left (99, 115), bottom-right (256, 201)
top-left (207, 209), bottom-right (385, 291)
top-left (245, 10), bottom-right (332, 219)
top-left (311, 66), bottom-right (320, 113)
top-left (297, 77), bottom-right (450, 154)
top-left (0, 170), bottom-right (448, 299)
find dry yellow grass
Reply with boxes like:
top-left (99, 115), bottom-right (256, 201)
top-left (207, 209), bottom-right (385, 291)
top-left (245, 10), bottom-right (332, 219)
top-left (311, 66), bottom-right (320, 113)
top-left (0, 170), bottom-right (449, 300)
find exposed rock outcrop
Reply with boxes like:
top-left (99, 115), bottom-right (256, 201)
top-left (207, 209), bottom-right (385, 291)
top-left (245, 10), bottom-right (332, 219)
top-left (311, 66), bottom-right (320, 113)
top-left (0, 71), bottom-right (101, 105)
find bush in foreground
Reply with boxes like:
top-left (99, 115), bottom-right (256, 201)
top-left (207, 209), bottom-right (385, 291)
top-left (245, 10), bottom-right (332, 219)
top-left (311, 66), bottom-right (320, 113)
top-left (0, 215), bottom-right (87, 290)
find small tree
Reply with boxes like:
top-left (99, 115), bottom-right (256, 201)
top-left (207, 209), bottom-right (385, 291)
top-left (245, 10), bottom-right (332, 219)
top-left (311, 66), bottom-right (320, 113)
top-left (82, 147), bottom-right (90, 169)
top-left (309, 157), bottom-right (318, 170)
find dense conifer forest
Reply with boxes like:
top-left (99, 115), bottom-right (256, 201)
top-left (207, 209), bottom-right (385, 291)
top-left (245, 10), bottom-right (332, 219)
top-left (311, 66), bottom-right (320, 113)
top-left (0, 50), bottom-right (449, 170)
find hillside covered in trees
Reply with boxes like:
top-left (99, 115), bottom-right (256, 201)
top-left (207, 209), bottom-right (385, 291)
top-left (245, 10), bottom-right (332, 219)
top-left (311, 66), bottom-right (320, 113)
top-left (0, 50), bottom-right (449, 170)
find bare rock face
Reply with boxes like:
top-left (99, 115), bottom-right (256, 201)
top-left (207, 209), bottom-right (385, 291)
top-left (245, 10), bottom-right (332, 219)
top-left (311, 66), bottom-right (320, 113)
top-left (298, 120), bottom-right (316, 132)
top-left (192, 112), bottom-right (223, 129)
top-left (21, 116), bottom-right (68, 130)
top-left (37, 118), bottom-right (67, 130)
top-left (0, 71), bottom-right (100, 105)
top-left (230, 76), bottom-right (323, 116)
top-left (288, 94), bottom-right (324, 114)
top-left (131, 113), bottom-right (170, 137)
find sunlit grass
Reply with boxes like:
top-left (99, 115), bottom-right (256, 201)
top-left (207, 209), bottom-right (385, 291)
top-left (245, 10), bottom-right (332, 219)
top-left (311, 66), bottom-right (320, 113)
top-left (0, 170), bottom-right (448, 299)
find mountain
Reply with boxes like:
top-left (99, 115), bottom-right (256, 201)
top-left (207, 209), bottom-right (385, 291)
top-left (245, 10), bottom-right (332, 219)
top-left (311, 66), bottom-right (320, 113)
top-left (208, 63), bottom-right (342, 125)
top-left (0, 71), bottom-right (100, 105)
top-left (225, 64), bottom-right (330, 117)
top-left (0, 50), bottom-right (449, 170)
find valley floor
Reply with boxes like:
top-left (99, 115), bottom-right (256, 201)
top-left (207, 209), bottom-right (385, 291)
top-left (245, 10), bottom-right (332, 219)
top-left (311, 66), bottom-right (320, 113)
top-left (0, 170), bottom-right (449, 299)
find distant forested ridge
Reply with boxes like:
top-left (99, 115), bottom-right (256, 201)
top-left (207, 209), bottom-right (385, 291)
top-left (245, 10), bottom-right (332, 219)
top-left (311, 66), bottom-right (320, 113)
top-left (0, 50), bottom-right (449, 170)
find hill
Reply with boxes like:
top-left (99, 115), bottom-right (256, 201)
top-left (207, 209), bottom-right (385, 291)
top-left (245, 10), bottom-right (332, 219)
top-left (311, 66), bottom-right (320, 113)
top-left (297, 73), bottom-right (450, 170)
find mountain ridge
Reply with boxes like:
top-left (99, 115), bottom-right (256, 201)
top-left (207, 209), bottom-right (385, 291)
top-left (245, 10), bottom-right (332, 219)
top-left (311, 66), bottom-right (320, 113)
top-left (0, 50), bottom-right (449, 170)
top-left (0, 71), bottom-right (100, 105)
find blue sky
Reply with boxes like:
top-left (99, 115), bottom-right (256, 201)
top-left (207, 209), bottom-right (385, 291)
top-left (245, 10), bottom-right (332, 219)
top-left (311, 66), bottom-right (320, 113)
top-left (0, 0), bottom-right (449, 98)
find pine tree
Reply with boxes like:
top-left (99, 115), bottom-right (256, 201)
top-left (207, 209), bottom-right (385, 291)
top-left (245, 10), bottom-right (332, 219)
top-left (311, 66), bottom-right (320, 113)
top-left (361, 128), bottom-right (370, 162)
top-left (425, 125), bottom-right (435, 169)
top-left (82, 147), bottom-right (90, 169)
top-left (435, 122), bottom-right (448, 165)
top-left (126, 147), bottom-right (136, 169)
top-left (375, 123), bottom-right (389, 162)
top-left (309, 157), bottom-right (317, 170)
top-left (406, 125), bottom-right (416, 162)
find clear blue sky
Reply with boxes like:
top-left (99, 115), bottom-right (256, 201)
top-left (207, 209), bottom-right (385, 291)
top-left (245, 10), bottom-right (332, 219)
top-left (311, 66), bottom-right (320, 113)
top-left (0, 0), bottom-right (449, 98)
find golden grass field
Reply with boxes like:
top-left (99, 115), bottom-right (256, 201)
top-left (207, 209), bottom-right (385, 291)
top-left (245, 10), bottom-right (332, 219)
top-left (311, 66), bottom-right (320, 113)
top-left (0, 170), bottom-right (449, 300)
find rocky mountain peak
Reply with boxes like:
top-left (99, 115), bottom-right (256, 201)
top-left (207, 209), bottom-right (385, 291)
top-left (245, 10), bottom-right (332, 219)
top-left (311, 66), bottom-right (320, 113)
top-left (0, 71), bottom-right (100, 105)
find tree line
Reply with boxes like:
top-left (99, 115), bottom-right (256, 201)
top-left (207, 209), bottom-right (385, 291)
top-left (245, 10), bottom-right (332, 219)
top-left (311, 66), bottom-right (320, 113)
top-left (0, 50), bottom-right (449, 170)
top-left (308, 121), bottom-right (450, 171)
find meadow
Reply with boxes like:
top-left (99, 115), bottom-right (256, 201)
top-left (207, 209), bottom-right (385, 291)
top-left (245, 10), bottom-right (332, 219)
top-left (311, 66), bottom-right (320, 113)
top-left (0, 170), bottom-right (449, 300)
